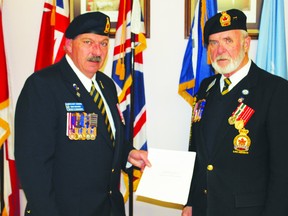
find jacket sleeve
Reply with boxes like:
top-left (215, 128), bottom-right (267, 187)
top-left (261, 79), bottom-right (288, 215)
top-left (15, 74), bottom-right (61, 216)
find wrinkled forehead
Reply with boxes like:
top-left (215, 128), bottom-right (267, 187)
top-left (208, 29), bottom-right (242, 41)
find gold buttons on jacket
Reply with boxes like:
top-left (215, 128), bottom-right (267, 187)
top-left (112, 168), bottom-right (115, 173)
top-left (203, 189), bottom-right (208, 194)
top-left (207, 165), bottom-right (214, 171)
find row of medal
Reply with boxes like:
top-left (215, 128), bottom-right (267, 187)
top-left (66, 112), bottom-right (98, 140)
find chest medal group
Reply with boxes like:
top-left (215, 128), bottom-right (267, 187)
top-left (192, 80), bottom-right (255, 154)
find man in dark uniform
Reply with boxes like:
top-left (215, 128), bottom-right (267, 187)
top-left (15, 12), bottom-right (150, 216)
top-left (182, 9), bottom-right (288, 216)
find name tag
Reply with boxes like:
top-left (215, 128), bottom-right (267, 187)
top-left (65, 102), bottom-right (84, 112)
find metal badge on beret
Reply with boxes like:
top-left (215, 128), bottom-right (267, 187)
top-left (220, 11), bottom-right (231, 27)
top-left (104, 17), bottom-right (110, 34)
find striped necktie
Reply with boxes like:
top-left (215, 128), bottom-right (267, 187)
top-left (221, 78), bottom-right (231, 95)
top-left (90, 81), bottom-right (114, 142)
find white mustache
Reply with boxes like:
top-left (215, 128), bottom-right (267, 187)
top-left (215, 55), bottom-right (231, 61)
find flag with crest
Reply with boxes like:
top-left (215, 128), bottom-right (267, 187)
top-left (178, 0), bottom-right (217, 106)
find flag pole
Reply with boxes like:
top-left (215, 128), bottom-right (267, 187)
top-left (128, 1), bottom-right (136, 215)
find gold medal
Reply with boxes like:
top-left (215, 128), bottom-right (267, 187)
top-left (69, 133), bottom-right (75, 140)
top-left (234, 120), bottom-right (244, 130)
top-left (233, 128), bottom-right (251, 154)
top-left (228, 116), bottom-right (236, 125)
top-left (86, 134), bottom-right (91, 140)
top-left (90, 127), bottom-right (97, 140)
top-left (74, 133), bottom-right (80, 140)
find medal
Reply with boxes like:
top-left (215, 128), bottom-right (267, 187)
top-left (229, 102), bottom-right (255, 154)
top-left (228, 102), bottom-right (255, 127)
top-left (234, 120), bottom-right (244, 130)
top-left (228, 116), bottom-right (236, 125)
top-left (192, 99), bottom-right (206, 122)
top-left (233, 128), bottom-right (251, 154)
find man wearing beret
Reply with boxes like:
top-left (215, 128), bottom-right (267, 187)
top-left (182, 9), bottom-right (288, 216)
top-left (15, 11), bottom-right (151, 216)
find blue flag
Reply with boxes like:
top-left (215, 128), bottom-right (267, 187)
top-left (255, 0), bottom-right (287, 79)
top-left (178, 0), bottom-right (217, 106)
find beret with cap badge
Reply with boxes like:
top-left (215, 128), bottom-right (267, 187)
top-left (204, 8), bottom-right (247, 45)
top-left (65, 11), bottom-right (111, 39)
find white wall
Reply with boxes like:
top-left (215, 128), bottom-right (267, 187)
top-left (2, 0), bottom-right (283, 215)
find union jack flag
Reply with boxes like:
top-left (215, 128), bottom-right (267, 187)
top-left (111, 0), bottom-right (148, 203)
top-left (34, 0), bottom-right (70, 71)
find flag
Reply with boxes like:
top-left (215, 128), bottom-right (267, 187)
top-left (255, 0), bottom-right (287, 79)
top-left (178, 0), bottom-right (217, 106)
top-left (111, 0), bottom-right (147, 203)
top-left (34, 0), bottom-right (70, 71)
top-left (0, 2), bottom-right (20, 215)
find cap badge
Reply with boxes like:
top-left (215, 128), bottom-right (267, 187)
top-left (220, 11), bottom-right (231, 27)
top-left (104, 17), bottom-right (110, 33)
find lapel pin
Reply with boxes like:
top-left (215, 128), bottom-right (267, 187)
top-left (242, 89), bottom-right (249, 95)
top-left (73, 84), bottom-right (81, 97)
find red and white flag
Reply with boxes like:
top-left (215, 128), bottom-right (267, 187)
top-left (0, 1), bottom-right (20, 215)
top-left (34, 0), bottom-right (69, 71)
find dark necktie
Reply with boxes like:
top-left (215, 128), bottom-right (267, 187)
top-left (90, 81), bottom-right (114, 141)
top-left (221, 78), bottom-right (231, 95)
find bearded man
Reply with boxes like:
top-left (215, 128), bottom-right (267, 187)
top-left (182, 8), bottom-right (288, 216)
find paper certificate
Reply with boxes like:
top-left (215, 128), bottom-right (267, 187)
top-left (135, 148), bottom-right (196, 205)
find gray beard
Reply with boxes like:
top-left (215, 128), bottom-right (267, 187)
top-left (211, 49), bottom-right (245, 75)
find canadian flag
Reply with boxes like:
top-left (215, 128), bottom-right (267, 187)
top-left (0, 1), bottom-right (20, 216)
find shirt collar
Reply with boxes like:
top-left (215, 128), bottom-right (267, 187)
top-left (66, 55), bottom-right (97, 92)
top-left (220, 59), bottom-right (251, 91)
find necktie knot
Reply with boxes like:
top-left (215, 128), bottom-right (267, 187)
top-left (222, 78), bottom-right (231, 95)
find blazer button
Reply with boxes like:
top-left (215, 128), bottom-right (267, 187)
top-left (207, 165), bottom-right (213, 171)
top-left (109, 190), bottom-right (112, 195)
top-left (112, 168), bottom-right (115, 173)
top-left (203, 189), bottom-right (208, 194)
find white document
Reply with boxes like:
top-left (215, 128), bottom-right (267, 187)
top-left (135, 148), bottom-right (196, 205)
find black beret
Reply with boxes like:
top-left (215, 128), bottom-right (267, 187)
top-left (65, 11), bottom-right (110, 39)
top-left (204, 9), bottom-right (247, 45)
